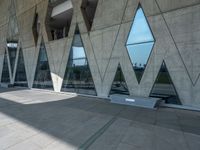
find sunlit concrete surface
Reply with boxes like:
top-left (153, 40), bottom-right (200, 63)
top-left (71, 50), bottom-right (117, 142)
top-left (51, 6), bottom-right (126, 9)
top-left (0, 88), bottom-right (200, 150)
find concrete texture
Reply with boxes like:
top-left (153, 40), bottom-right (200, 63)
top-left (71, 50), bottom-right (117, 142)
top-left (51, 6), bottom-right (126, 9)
top-left (0, 0), bottom-right (200, 108)
top-left (0, 88), bottom-right (200, 150)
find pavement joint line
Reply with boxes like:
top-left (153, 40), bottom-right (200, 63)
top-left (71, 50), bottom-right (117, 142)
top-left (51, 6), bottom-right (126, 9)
top-left (78, 105), bottom-right (126, 150)
top-left (78, 116), bottom-right (117, 150)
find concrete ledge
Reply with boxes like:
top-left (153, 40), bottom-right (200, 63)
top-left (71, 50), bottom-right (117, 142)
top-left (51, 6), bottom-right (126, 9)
top-left (161, 103), bottom-right (200, 112)
top-left (110, 94), bottom-right (162, 109)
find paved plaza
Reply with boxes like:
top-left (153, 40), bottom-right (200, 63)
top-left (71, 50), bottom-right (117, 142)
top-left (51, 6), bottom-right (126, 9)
top-left (0, 88), bottom-right (200, 150)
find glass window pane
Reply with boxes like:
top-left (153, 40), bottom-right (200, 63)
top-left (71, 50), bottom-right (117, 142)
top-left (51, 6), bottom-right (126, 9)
top-left (33, 40), bottom-right (53, 89)
top-left (126, 6), bottom-right (155, 83)
top-left (7, 41), bottom-right (18, 75)
top-left (127, 7), bottom-right (154, 45)
top-left (127, 42), bottom-right (154, 68)
top-left (62, 28), bottom-right (96, 96)
top-left (73, 58), bottom-right (87, 66)
top-left (1, 51), bottom-right (10, 83)
top-left (127, 42), bottom-right (154, 82)
top-left (72, 47), bottom-right (86, 59)
top-left (14, 48), bottom-right (28, 87)
top-left (110, 65), bottom-right (129, 95)
top-left (150, 62), bottom-right (181, 105)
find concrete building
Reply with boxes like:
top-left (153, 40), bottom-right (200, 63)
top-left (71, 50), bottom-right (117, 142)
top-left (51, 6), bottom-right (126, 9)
top-left (0, 0), bottom-right (200, 109)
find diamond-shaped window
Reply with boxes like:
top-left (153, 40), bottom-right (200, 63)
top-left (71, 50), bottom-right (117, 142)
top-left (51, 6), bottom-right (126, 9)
top-left (126, 5), bottom-right (155, 83)
top-left (14, 48), bottom-right (28, 87)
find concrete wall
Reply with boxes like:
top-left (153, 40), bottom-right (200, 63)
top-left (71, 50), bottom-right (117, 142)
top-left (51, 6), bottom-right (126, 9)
top-left (0, 0), bottom-right (200, 108)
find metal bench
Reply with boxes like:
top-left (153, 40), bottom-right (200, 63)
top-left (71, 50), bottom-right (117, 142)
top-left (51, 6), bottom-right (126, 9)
top-left (110, 94), bottom-right (162, 109)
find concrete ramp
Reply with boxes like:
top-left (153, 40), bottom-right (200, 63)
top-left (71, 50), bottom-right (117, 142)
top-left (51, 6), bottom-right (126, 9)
top-left (110, 94), bottom-right (162, 109)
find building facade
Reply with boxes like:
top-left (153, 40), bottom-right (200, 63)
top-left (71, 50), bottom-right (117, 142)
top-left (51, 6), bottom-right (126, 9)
top-left (0, 0), bottom-right (200, 108)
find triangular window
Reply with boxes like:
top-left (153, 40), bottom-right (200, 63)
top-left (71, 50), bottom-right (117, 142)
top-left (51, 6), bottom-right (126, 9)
top-left (110, 65), bottom-right (129, 95)
top-left (150, 62), bottom-right (181, 105)
top-left (62, 26), bottom-right (96, 95)
top-left (1, 51), bottom-right (10, 83)
top-left (14, 48), bottom-right (28, 87)
top-left (33, 40), bottom-right (53, 89)
top-left (7, 41), bottom-right (18, 75)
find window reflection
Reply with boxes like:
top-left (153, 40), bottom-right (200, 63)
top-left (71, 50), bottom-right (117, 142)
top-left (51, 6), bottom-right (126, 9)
top-left (126, 6), bottom-right (155, 83)
top-left (33, 40), bottom-right (53, 89)
top-left (72, 47), bottom-right (87, 66)
top-left (127, 42), bottom-right (154, 82)
top-left (1, 50), bottom-right (10, 83)
top-left (14, 48), bottom-right (28, 87)
top-left (150, 62), bottom-right (181, 105)
top-left (110, 65), bottom-right (129, 95)
top-left (62, 28), bottom-right (96, 95)
top-left (127, 7), bottom-right (154, 45)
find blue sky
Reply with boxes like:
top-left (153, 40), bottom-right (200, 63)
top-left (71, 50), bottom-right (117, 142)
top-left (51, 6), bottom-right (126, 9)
top-left (72, 46), bottom-right (86, 66)
top-left (127, 7), bottom-right (154, 44)
top-left (72, 47), bottom-right (85, 59)
top-left (127, 42), bottom-right (154, 67)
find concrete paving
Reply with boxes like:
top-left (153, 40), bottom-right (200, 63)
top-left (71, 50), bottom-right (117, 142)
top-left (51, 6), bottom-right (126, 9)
top-left (0, 88), bottom-right (200, 150)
